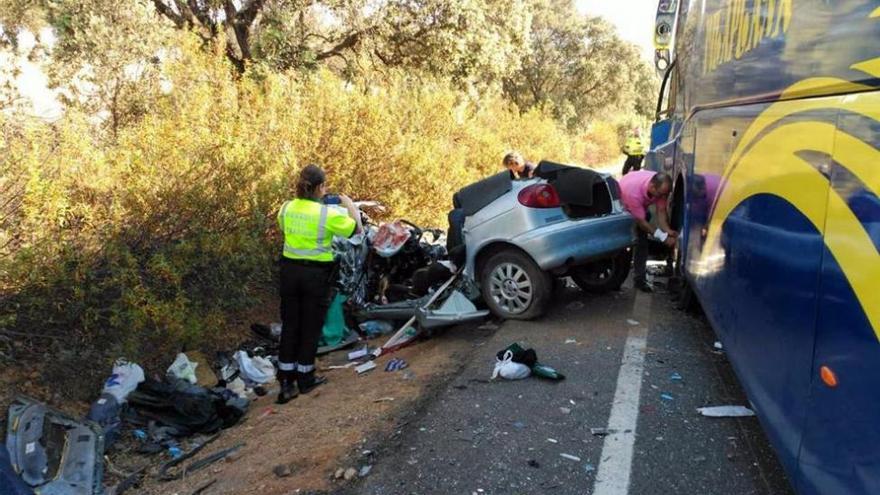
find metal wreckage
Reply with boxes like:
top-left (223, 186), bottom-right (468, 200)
top-left (330, 204), bottom-right (489, 359)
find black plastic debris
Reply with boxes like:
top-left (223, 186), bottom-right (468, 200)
top-left (123, 378), bottom-right (246, 438)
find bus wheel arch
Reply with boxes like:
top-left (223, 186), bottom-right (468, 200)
top-left (671, 173), bottom-right (686, 232)
top-left (671, 172), bottom-right (700, 313)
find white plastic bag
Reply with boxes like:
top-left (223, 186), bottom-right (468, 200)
top-left (102, 360), bottom-right (145, 403)
top-left (167, 353), bottom-right (198, 384)
top-left (491, 350), bottom-right (531, 380)
top-left (226, 377), bottom-right (248, 399)
top-left (233, 350), bottom-right (276, 385)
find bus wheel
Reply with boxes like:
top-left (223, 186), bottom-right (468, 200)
top-left (671, 246), bottom-right (700, 313)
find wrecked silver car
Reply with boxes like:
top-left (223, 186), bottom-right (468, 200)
top-left (451, 161), bottom-right (635, 320)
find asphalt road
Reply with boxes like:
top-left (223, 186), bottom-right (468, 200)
top-left (344, 277), bottom-right (794, 495)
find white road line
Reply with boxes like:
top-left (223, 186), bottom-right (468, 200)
top-left (592, 322), bottom-right (649, 495)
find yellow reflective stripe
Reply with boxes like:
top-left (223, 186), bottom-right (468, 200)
top-left (283, 245), bottom-right (329, 257)
top-left (315, 206), bottom-right (328, 248)
top-left (278, 200), bottom-right (291, 231)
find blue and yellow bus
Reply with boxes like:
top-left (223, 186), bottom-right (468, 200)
top-left (647, 1), bottom-right (879, 493)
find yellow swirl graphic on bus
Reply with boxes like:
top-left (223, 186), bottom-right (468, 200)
top-left (703, 57), bottom-right (880, 340)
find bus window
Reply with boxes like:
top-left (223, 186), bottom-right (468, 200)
top-left (656, 63), bottom-right (679, 122)
top-left (652, 62), bottom-right (679, 147)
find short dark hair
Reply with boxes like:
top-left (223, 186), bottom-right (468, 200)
top-left (651, 172), bottom-right (673, 190)
top-left (296, 164), bottom-right (326, 200)
top-left (503, 151), bottom-right (524, 168)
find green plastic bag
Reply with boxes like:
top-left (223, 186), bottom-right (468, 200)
top-left (320, 294), bottom-right (349, 347)
top-left (531, 364), bottom-right (566, 381)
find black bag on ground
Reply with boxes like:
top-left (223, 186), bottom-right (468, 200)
top-left (124, 379), bottom-right (243, 436)
top-left (496, 343), bottom-right (538, 368)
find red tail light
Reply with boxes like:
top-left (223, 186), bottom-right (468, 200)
top-left (518, 184), bottom-right (561, 208)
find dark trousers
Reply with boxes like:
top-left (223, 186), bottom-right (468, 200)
top-left (633, 227), bottom-right (649, 285)
top-left (279, 260), bottom-right (333, 372)
top-left (622, 155), bottom-right (644, 175)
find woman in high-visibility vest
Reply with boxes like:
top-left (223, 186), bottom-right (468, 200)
top-left (276, 164), bottom-right (362, 404)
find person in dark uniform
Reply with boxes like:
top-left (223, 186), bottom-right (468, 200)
top-left (276, 164), bottom-right (362, 404)
top-left (621, 131), bottom-right (647, 176)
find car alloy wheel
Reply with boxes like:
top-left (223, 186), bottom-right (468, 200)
top-left (488, 262), bottom-right (534, 315)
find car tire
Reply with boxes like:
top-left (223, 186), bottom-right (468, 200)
top-left (570, 248), bottom-right (632, 293)
top-left (479, 249), bottom-right (552, 320)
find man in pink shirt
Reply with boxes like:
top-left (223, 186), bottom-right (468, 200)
top-left (619, 170), bottom-right (678, 292)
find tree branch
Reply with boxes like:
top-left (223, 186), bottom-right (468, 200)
top-left (225, 1), bottom-right (251, 64)
top-left (580, 80), bottom-right (602, 96)
top-left (188, 0), bottom-right (217, 33)
top-left (373, 48), bottom-right (392, 66)
top-left (238, 0), bottom-right (266, 26)
top-left (152, 0), bottom-right (185, 28)
top-left (225, 43), bottom-right (246, 73)
top-left (315, 29), bottom-right (370, 62)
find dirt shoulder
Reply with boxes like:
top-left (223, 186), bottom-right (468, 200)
top-left (131, 323), bottom-right (494, 495)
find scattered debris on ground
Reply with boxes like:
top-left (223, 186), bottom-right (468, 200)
top-left (2, 314), bottom-right (487, 495)
top-left (697, 405), bottom-right (756, 418)
top-left (490, 343), bottom-right (566, 382)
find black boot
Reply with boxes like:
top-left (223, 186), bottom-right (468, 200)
top-left (276, 370), bottom-right (299, 404)
top-left (297, 371), bottom-right (327, 394)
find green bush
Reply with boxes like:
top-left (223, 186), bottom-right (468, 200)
top-left (0, 42), bottom-right (621, 399)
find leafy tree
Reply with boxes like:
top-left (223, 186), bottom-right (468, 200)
top-left (146, 0), bottom-right (531, 89)
top-left (2, 0), bottom-right (654, 131)
top-left (503, 0), bottom-right (657, 129)
top-left (0, 50), bottom-right (23, 112)
top-left (1, 0), bottom-right (174, 137)
top-left (149, 0), bottom-right (266, 73)
top-left (0, 0), bottom-right (662, 400)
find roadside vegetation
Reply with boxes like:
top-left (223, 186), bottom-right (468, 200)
top-left (0, 0), bottom-right (656, 400)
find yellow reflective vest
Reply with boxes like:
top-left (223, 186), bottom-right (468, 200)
top-left (624, 136), bottom-right (646, 156)
top-left (278, 199), bottom-right (356, 262)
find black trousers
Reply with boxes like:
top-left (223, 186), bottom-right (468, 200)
top-left (278, 259), bottom-right (334, 372)
top-left (622, 155), bottom-right (644, 175)
top-left (633, 227), bottom-right (649, 285)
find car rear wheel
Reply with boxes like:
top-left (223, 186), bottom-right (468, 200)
top-left (570, 248), bottom-right (632, 293)
top-left (480, 249), bottom-right (552, 320)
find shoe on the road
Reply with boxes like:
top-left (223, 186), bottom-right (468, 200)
top-left (635, 281), bottom-right (654, 293)
top-left (297, 373), bottom-right (327, 394)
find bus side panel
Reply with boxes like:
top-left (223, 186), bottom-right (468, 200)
top-left (645, 138), bottom-right (677, 175)
top-left (681, 0), bottom-right (880, 114)
top-left (797, 91), bottom-right (880, 495)
top-left (686, 100), bottom-right (837, 481)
